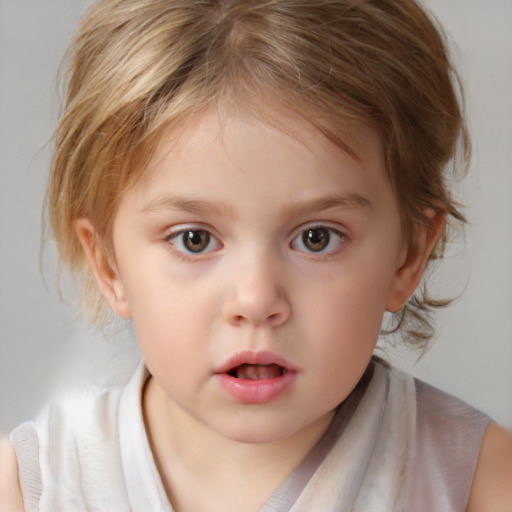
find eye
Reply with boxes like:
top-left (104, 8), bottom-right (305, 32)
top-left (291, 226), bottom-right (345, 254)
top-left (167, 228), bottom-right (221, 254)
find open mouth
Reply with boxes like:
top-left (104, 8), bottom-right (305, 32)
top-left (227, 363), bottom-right (287, 380)
top-left (215, 353), bottom-right (296, 403)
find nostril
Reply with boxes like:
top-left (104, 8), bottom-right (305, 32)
top-left (232, 312), bottom-right (281, 326)
top-left (223, 295), bottom-right (291, 327)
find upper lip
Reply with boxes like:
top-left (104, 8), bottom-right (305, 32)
top-left (214, 350), bottom-right (298, 375)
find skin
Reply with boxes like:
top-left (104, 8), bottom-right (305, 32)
top-left (1, 105), bottom-right (510, 511)
top-left (467, 423), bottom-right (512, 512)
top-left (80, 106), bottom-right (441, 510)
top-left (0, 437), bottom-right (24, 512)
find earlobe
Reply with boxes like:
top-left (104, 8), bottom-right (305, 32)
top-left (74, 219), bottom-right (132, 319)
top-left (386, 208), bottom-right (446, 312)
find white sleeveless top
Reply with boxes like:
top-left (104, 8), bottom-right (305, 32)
top-left (10, 360), bottom-right (491, 512)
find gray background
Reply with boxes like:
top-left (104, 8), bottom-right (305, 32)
top-left (1, 0), bottom-right (511, 434)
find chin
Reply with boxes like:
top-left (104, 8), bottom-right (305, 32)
top-left (217, 415), bottom-right (306, 446)
top-left (227, 430), bottom-right (290, 445)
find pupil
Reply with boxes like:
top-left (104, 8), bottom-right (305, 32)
top-left (184, 230), bottom-right (209, 252)
top-left (304, 228), bottom-right (329, 251)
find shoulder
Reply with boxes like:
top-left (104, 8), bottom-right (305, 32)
top-left (413, 378), bottom-right (491, 439)
top-left (467, 423), bottom-right (512, 512)
top-left (0, 436), bottom-right (24, 512)
top-left (412, 377), bottom-right (512, 510)
top-left (403, 377), bottom-right (495, 510)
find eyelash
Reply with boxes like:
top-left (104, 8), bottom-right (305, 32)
top-left (163, 224), bottom-right (347, 258)
top-left (164, 226), bottom-right (222, 256)
top-left (290, 225), bottom-right (346, 257)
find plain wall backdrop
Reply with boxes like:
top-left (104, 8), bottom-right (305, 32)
top-left (1, 0), bottom-right (511, 434)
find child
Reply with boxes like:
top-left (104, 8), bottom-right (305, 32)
top-left (1, 0), bottom-right (511, 510)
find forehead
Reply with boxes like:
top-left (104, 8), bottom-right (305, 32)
top-left (119, 103), bottom-right (396, 224)
top-left (142, 102), bottom-right (384, 184)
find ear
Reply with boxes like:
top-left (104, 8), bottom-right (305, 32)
top-left (386, 208), bottom-right (446, 312)
top-left (74, 219), bottom-right (132, 319)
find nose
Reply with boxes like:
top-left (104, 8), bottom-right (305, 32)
top-left (222, 254), bottom-right (291, 328)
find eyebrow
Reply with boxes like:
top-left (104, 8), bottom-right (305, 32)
top-left (142, 196), bottom-right (235, 216)
top-left (141, 193), bottom-right (371, 216)
top-left (287, 193), bottom-right (372, 216)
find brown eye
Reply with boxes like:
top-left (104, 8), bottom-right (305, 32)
top-left (165, 227), bottom-right (218, 256)
top-left (302, 228), bottom-right (330, 252)
top-left (183, 230), bottom-right (211, 252)
top-left (168, 227), bottom-right (221, 256)
top-left (291, 225), bottom-right (344, 255)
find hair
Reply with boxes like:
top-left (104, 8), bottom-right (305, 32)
top-left (47, 0), bottom-right (470, 348)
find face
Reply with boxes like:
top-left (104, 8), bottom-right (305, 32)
top-left (94, 106), bottom-right (419, 445)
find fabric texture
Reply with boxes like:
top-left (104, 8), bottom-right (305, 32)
top-left (10, 360), bottom-right (491, 512)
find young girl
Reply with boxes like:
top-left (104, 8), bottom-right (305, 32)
top-left (1, 0), bottom-right (511, 510)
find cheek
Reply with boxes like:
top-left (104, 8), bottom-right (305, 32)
top-left (123, 272), bottom-right (185, 343)
top-left (121, 246), bottom-right (209, 316)
top-left (314, 273), bottom-right (390, 333)
top-left (125, 269), bottom-right (222, 362)
top-left (295, 294), bottom-right (379, 408)
top-left (312, 292), bottom-right (383, 357)
top-left (297, 264), bottom-right (393, 369)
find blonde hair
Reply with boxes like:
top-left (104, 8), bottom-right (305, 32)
top-left (48, 0), bottom-right (470, 347)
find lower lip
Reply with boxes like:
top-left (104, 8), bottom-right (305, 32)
top-left (215, 371), bottom-right (296, 404)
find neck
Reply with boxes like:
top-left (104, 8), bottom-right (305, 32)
top-left (142, 377), bottom-right (334, 512)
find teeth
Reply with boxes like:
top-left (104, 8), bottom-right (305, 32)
top-left (234, 364), bottom-right (284, 380)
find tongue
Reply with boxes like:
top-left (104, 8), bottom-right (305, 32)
top-left (235, 364), bottom-right (283, 380)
